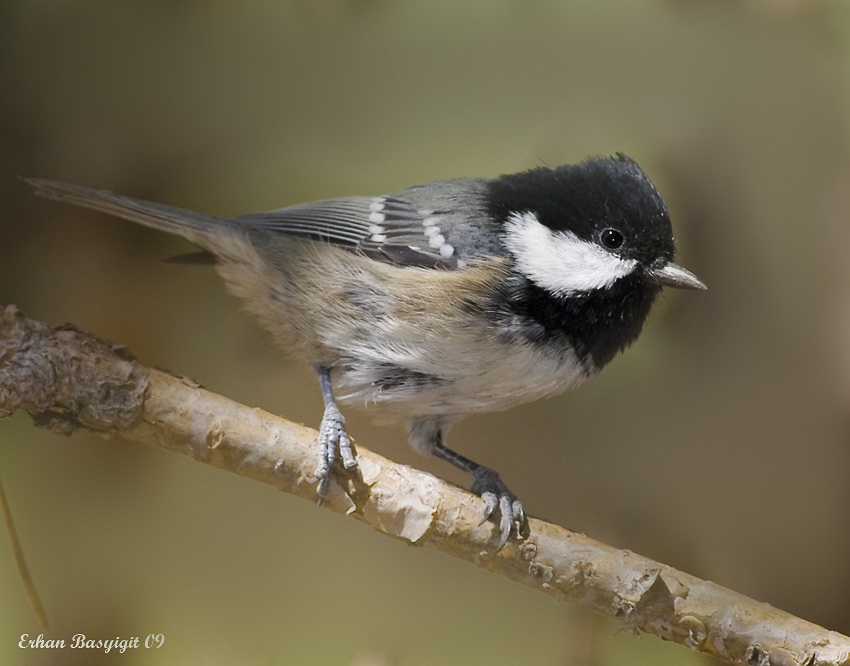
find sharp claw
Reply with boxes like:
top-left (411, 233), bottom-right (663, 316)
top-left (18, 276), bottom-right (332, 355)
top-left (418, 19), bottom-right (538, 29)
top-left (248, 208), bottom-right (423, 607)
top-left (513, 500), bottom-right (525, 528)
top-left (479, 491), bottom-right (499, 523)
top-left (315, 476), bottom-right (330, 503)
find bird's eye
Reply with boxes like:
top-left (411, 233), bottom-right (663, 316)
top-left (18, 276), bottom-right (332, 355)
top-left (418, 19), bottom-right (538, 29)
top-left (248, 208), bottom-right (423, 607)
top-left (599, 228), bottom-right (624, 250)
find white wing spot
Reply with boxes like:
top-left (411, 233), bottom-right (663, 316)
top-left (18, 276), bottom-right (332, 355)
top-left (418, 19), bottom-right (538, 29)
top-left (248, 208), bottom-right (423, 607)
top-left (428, 233), bottom-right (446, 250)
top-left (369, 197), bottom-right (386, 212)
top-left (423, 226), bottom-right (441, 237)
top-left (368, 211), bottom-right (386, 224)
top-left (439, 243), bottom-right (455, 258)
top-left (422, 217), bottom-right (439, 227)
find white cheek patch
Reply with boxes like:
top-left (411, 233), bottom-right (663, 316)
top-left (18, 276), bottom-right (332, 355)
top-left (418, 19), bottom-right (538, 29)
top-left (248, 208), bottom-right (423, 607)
top-left (503, 211), bottom-right (638, 296)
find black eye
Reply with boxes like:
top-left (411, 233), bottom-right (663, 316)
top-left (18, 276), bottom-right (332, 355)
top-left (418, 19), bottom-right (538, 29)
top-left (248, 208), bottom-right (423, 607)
top-left (599, 228), bottom-right (624, 250)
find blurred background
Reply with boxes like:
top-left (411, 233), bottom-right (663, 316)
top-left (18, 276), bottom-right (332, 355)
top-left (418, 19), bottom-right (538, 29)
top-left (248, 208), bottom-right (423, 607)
top-left (2, 1), bottom-right (850, 664)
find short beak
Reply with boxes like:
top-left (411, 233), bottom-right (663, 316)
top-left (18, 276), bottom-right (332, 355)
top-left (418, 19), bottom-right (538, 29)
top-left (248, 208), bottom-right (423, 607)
top-left (648, 261), bottom-right (707, 290)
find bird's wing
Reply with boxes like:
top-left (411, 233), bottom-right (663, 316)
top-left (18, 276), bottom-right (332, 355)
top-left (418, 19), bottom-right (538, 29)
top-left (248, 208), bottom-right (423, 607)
top-left (233, 195), bottom-right (461, 269)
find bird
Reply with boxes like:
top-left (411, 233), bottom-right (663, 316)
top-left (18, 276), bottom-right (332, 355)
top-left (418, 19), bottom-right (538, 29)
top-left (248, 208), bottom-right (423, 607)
top-left (26, 153), bottom-right (705, 548)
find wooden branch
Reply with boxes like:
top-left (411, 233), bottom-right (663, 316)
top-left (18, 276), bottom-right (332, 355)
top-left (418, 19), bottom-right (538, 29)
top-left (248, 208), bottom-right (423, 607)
top-left (1, 303), bottom-right (848, 666)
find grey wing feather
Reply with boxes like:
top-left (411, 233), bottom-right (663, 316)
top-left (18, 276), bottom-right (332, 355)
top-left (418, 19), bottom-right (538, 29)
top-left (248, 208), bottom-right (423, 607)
top-left (233, 195), bottom-right (459, 268)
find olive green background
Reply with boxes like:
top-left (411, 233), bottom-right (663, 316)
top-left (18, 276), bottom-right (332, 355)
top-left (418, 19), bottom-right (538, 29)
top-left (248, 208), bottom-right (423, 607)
top-left (2, 1), bottom-right (850, 664)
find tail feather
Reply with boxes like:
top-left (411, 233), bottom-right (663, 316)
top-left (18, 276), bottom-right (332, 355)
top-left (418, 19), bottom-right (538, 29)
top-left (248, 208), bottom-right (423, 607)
top-left (24, 178), bottom-right (229, 246)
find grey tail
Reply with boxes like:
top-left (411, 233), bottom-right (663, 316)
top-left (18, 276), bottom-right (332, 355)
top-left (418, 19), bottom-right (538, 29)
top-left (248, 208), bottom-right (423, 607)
top-left (24, 178), bottom-right (230, 247)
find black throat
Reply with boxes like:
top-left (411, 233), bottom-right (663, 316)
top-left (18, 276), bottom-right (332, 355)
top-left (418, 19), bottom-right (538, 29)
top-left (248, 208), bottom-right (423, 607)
top-left (504, 274), bottom-right (662, 370)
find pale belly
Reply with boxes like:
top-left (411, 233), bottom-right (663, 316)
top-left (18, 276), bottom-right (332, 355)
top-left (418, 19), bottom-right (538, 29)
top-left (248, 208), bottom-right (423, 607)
top-left (331, 332), bottom-right (593, 420)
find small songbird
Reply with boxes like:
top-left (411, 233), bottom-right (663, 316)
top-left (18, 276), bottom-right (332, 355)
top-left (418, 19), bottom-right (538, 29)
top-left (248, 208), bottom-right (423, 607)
top-left (27, 154), bottom-right (705, 547)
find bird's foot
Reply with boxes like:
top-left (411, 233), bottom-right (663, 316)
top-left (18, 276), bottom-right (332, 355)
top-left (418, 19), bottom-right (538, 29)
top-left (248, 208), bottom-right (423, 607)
top-left (314, 403), bottom-right (357, 499)
top-left (471, 467), bottom-right (526, 549)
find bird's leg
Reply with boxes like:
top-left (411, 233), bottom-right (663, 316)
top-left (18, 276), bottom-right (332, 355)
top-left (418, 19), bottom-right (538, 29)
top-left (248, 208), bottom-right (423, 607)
top-left (313, 365), bottom-right (357, 498)
top-left (410, 420), bottom-right (525, 548)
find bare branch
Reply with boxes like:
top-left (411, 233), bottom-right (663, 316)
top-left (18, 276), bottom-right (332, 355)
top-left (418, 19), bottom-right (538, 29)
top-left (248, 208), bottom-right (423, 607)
top-left (1, 303), bottom-right (848, 666)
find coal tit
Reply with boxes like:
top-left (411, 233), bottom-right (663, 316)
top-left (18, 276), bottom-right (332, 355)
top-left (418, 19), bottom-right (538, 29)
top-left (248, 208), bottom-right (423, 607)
top-left (27, 154), bottom-right (705, 547)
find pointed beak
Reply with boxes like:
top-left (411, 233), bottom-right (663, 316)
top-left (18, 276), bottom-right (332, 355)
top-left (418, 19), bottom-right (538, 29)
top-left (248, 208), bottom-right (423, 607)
top-left (647, 261), bottom-right (707, 290)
